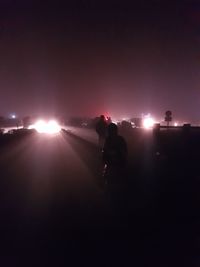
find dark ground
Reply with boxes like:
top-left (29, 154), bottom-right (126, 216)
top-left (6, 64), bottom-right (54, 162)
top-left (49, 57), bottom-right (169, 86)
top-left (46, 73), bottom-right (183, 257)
top-left (0, 128), bottom-right (200, 266)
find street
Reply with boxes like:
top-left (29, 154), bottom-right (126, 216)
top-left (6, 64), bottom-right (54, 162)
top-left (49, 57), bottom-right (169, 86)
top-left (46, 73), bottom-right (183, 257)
top-left (0, 130), bottom-right (105, 265)
top-left (0, 128), bottom-right (199, 266)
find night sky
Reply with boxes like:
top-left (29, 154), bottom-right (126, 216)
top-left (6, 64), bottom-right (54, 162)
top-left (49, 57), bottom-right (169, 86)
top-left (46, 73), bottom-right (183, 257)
top-left (0, 0), bottom-right (200, 121)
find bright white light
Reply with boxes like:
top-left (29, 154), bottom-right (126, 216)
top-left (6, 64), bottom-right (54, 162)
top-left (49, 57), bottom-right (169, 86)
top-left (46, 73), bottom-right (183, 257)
top-left (34, 120), bottom-right (47, 133)
top-left (29, 119), bottom-right (61, 134)
top-left (28, 125), bottom-right (34, 130)
top-left (11, 114), bottom-right (16, 119)
top-left (47, 120), bottom-right (61, 134)
top-left (143, 117), bottom-right (155, 129)
top-left (174, 122), bottom-right (178, 127)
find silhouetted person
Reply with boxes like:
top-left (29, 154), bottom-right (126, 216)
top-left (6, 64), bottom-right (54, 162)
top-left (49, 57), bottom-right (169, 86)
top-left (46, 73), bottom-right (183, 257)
top-left (103, 123), bottom-right (127, 187)
top-left (95, 115), bottom-right (107, 149)
top-left (107, 117), bottom-right (112, 125)
top-left (102, 123), bottom-right (128, 214)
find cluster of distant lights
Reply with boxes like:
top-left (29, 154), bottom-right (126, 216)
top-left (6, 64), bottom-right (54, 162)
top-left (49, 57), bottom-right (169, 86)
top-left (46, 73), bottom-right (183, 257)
top-left (142, 117), bottom-right (179, 129)
top-left (29, 118), bottom-right (178, 132)
top-left (9, 113), bottom-right (179, 132)
top-left (111, 115), bottom-right (179, 130)
top-left (28, 120), bottom-right (61, 134)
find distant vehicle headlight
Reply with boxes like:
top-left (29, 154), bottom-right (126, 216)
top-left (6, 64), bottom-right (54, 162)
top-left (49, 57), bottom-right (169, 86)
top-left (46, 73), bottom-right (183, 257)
top-left (28, 119), bottom-right (61, 134)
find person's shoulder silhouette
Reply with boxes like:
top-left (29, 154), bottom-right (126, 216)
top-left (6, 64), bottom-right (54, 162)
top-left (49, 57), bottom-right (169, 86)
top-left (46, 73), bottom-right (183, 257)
top-left (103, 123), bottom-right (127, 167)
top-left (95, 115), bottom-right (108, 149)
top-left (96, 115), bottom-right (107, 135)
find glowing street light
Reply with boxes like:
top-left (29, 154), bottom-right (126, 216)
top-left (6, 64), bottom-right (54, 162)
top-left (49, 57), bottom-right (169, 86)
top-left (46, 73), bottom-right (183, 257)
top-left (143, 117), bottom-right (155, 129)
top-left (11, 114), bottom-right (16, 119)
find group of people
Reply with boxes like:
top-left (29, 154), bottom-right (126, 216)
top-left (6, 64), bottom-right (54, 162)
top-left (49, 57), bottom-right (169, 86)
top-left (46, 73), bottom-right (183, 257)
top-left (95, 115), bottom-right (128, 188)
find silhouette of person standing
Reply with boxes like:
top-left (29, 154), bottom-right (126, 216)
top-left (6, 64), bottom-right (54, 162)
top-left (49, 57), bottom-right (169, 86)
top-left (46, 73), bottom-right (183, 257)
top-left (107, 117), bottom-right (112, 125)
top-left (102, 123), bottom-right (127, 187)
top-left (95, 115), bottom-right (108, 149)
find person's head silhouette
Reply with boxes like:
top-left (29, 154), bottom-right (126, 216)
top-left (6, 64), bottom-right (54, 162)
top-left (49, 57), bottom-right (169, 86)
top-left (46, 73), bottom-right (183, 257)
top-left (100, 115), bottom-right (105, 121)
top-left (107, 123), bottom-right (118, 137)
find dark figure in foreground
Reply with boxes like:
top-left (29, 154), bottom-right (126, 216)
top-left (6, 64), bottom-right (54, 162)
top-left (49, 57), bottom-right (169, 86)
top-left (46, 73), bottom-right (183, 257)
top-left (103, 123), bottom-right (127, 188)
top-left (95, 115), bottom-right (108, 149)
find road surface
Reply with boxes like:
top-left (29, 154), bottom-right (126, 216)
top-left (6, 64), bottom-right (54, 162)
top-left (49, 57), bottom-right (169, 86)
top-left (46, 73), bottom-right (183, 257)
top-left (0, 128), bottom-right (198, 266)
top-left (62, 126), bottom-right (98, 144)
top-left (0, 130), bottom-right (108, 265)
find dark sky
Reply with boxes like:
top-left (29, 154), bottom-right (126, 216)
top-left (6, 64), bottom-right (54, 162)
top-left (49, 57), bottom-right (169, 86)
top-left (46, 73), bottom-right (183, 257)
top-left (0, 0), bottom-right (200, 121)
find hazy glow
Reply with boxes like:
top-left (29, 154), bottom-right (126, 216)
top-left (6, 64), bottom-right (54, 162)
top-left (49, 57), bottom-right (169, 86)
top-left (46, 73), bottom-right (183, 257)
top-left (47, 120), bottom-right (61, 134)
top-left (174, 122), bottom-right (178, 127)
top-left (143, 117), bottom-right (155, 129)
top-left (29, 120), bottom-right (61, 134)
